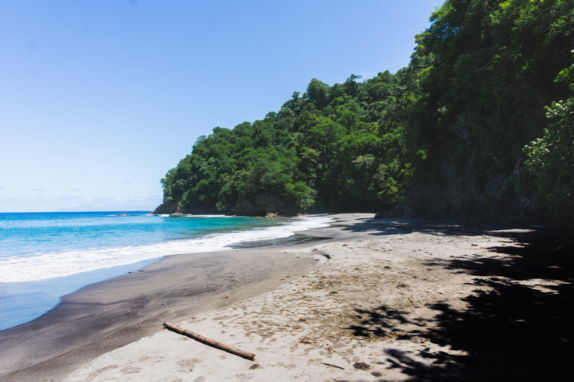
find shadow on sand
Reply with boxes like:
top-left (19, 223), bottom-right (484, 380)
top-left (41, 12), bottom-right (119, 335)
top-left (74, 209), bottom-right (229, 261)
top-left (342, 219), bottom-right (574, 381)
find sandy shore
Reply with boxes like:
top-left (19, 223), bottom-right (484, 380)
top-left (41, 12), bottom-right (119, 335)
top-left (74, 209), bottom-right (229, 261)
top-left (2, 214), bottom-right (573, 381)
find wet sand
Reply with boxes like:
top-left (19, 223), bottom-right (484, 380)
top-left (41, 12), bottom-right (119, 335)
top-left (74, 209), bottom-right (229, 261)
top-left (3, 214), bottom-right (572, 382)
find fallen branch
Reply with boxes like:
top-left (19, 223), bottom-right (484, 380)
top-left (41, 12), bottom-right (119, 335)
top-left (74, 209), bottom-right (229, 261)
top-left (322, 362), bottom-right (345, 370)
top-left (163, 321), bottom-right (255, 360)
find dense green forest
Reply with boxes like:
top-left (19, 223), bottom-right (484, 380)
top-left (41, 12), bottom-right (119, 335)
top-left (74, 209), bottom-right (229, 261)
top-left (156, 0), bottom-right (574, 233)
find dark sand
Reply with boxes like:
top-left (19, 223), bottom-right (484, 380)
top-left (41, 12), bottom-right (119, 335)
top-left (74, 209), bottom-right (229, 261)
top-left (0, 213), bottom-right (400, 382)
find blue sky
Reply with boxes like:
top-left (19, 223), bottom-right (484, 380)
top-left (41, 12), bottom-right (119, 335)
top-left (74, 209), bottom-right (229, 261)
top-left (0, 0), bottom-right (443, 212)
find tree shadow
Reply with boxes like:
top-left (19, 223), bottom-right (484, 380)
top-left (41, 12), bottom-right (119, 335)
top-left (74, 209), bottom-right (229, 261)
top-left (348, 306), bottom-right (426, 338)
top-left (345, 227), bottom-right (574, 381)
top-left (341, 216), bottom-right (542, 238)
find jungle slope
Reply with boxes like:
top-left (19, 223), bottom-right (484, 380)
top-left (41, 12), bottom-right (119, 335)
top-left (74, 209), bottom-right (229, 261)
top-left (155, 0), bottom-right (574, 235)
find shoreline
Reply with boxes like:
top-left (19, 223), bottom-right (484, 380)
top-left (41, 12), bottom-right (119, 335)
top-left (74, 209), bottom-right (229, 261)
top-left (0, 214), bottom-right (331, 333)
top-left (0, 213), bottom-right (392, 382)
top-left (3, 214), bottom-right (568, 381)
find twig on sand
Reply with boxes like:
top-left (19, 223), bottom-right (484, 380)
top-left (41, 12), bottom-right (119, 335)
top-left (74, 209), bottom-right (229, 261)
top-left (322, 362), bottom-right (345, 370)
top-left (163, 321), bottom-right (255, 360)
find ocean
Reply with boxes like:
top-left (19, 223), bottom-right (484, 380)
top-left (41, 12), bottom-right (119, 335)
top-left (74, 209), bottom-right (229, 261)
top-left (0, 211), bottom-right (331, 331)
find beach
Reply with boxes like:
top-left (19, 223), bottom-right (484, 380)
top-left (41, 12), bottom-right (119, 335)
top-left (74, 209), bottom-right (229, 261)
top-left (1, 214), bottom-right (572, 381)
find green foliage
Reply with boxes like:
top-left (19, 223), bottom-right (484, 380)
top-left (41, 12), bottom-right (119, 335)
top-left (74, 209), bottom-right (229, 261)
top-left (159, 67), bottom-right (422, 213)
top-left (285, 181), bottom-right (316, 210)
top-left (406, 0), bottom-right (574, 218)
top-left (525, 83), bottom-right (574, 234)
top-left (415, 0), bottom-right (572, 150)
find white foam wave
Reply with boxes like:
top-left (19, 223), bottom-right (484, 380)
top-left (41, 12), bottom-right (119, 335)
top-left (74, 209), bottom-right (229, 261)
top-left (0, 216), bottom-right (331, 283)
top-left (182, 214), bottom-right (228, 218)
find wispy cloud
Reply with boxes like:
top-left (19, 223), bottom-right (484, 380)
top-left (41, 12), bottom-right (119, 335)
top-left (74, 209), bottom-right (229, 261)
top-left (123, 181), bottom-right (132, 184)
top-left (69, 188), bottom-right (81, 192)
top-left (0, 194), bottom-right (162, 212)
top-left (31, 188), bottom-right (44, 192)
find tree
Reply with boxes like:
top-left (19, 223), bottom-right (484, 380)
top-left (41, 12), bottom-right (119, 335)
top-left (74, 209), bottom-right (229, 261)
top-left (525, 83), bottom-right (574, 235)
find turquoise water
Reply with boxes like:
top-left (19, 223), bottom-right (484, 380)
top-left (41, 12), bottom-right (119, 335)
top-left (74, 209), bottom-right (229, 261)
top-left (0, 211), bottom-right (330, 331)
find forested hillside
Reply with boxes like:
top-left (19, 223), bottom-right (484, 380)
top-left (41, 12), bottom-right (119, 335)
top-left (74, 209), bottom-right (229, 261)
top-left (156, 67), bottom-right (422, 215)
top-left (155, 0), bottom-right (573, 233)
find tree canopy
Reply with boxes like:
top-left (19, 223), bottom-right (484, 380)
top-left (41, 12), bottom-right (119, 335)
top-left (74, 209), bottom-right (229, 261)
top-left (158, 69), bottom-right (419, 214)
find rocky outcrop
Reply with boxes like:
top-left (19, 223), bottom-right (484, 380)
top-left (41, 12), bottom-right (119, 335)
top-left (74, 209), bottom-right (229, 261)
top-left (152, 199), bottom-right (180, 214)
top-left (151, 198), bottom-right (219, 215)
top-left (229, 194), bottom-right (302, 217)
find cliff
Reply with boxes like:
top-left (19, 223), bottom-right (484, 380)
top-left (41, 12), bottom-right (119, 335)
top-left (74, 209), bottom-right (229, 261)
top-left (152, 198), bottom-right (219, 215)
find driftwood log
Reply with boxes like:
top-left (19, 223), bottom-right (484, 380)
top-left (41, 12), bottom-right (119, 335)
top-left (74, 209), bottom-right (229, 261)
top-left (322, 362), bottom-right (345, 370)
top-left (163, 321), bottom-right (255, 360)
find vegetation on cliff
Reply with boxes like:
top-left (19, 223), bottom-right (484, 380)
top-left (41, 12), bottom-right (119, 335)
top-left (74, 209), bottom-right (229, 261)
top-left (408, 0), bottom-right (573, 220)
top-left (157, 0), bottom-right (573, 234)
top-left (157, 68), bottom-right (419, 215)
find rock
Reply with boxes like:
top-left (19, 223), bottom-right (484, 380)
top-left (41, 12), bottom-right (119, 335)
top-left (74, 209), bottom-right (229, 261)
top-left (353, 362), bottom-right (370, 370)
top-left (151, 196), bottom-right (219, 215)
top-left (371, 371), bottom-right (382, 377)
top-left (249, 364), bottom-right (262, 370)
top-left (374, 211), bottom-right (385, 219)
top-left (151, 198), bottom-right (180, 214)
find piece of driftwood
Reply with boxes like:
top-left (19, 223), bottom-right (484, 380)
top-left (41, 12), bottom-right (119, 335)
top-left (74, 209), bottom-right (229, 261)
top-left (163, 321), bottom-right (255, 360)
top-left (322, 362), bottom-right (345, 370)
